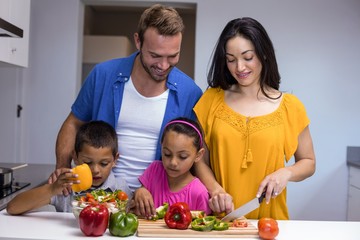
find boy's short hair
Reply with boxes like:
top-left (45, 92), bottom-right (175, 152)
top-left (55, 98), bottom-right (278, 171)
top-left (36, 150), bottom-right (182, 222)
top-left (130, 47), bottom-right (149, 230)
top-left (74, 121), bottom-right (118, 157)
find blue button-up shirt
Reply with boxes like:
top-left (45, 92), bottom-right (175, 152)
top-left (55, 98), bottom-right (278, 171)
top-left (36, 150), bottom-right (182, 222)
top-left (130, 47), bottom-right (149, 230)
top-left (71, 52), bottom-right (203, 159)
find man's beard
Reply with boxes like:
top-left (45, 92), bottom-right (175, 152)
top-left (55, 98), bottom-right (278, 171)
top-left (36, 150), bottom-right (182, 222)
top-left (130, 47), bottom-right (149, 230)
top-left (139, 52), bottom-right (174, 82)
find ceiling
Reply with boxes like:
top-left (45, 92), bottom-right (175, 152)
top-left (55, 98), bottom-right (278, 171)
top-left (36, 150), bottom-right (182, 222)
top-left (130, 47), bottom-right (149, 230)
top-left (86, 2), bottom-right (196, 15)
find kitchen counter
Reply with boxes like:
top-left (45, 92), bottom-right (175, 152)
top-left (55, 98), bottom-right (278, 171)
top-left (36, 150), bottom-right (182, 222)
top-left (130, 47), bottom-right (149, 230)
top-left (0, 210), bottom-right (359, 240)
top-left (0, 163), bottom-right (55, 210)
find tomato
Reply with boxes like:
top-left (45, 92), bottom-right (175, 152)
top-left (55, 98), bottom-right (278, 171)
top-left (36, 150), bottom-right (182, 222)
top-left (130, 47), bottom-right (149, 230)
top-left (258, 217), bottom-right (279, 240)
top-left (88, 198), bottom-right (99, 205)
top-left (86, 193), bottom-right (94, 199)
top-left (117, 191), bottom-right (128, 201)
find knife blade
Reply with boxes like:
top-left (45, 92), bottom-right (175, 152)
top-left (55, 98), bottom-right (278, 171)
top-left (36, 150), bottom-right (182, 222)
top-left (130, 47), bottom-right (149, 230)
top-left (221, 191), bottom-right (266, 222)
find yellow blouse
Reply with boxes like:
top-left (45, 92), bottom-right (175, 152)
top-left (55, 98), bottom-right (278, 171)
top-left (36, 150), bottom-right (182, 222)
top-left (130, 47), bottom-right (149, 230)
top-left (194, 88), bottom-right (309, 220)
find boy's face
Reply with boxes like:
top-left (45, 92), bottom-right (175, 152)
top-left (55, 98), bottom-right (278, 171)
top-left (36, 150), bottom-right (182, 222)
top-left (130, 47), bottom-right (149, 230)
top-left (75, 144), bottom-right (118, 187)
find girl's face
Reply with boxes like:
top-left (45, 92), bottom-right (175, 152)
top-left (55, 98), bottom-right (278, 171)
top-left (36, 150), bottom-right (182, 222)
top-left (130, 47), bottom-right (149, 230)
top-left (76, 144), bottom-right (118, 187)
top-left (225, 35), bottom-right (262, 87)
top-left (161, 130), bottom-right (202, 179)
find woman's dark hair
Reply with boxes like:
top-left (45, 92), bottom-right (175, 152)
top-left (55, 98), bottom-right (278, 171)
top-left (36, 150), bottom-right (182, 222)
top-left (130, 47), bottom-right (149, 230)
top-left (161, 117), bottom-right (203, 151)
top-left (208, 17), bottom-right (281, 99)
top-left (75, 121), bottom-right (118, 157)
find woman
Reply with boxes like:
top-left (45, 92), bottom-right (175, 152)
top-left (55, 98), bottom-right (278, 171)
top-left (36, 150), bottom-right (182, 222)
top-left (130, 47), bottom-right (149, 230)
top-left (194, 17), bottom-right (316, 220)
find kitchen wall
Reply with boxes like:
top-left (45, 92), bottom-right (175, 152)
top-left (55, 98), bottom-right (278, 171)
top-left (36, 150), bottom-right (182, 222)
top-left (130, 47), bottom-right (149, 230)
top-left (1, 0), bottom-right (359, 221)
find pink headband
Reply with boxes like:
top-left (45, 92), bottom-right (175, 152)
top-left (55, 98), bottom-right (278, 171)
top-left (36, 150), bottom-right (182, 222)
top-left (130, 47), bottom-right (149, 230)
top-left (164, 120), bottom-right (203, 148)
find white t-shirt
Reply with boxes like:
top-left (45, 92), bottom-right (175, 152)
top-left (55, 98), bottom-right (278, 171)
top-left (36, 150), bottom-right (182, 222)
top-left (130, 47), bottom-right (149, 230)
top-left (114, 78), bottom-right (168, 192)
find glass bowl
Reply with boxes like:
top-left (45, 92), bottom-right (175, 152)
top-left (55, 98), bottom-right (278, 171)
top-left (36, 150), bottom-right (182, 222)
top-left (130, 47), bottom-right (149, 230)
top-left (71, 201), bottom-right (120, 220)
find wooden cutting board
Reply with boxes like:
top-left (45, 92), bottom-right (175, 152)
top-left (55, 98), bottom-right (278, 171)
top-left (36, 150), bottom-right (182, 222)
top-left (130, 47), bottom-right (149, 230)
top-left (137, 219), bottom-right (258, 238)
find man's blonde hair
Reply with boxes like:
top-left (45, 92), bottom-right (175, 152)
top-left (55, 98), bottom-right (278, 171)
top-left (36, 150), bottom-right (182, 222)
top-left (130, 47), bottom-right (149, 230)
top-left (137, 4), bottom-right (184, 45)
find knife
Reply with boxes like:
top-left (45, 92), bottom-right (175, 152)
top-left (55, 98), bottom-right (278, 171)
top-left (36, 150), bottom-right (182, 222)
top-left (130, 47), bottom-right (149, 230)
top-left (221, 191), bottom-right (266, 222)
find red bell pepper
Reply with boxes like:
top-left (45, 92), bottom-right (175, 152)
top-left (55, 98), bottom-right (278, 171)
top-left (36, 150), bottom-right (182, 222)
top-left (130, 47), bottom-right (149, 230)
top-left (164, 202), bottom-right (192, 230)
top-left (79, 204), bottom-right (109, 236)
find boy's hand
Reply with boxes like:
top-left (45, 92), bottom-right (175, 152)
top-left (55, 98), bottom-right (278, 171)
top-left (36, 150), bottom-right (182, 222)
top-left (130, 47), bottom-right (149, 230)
top-left (132, 187), bottom-right (156, 218)
top-left (48, 168), bottom-right (73, 196)
top-left (49, 168), bottom-right (78, 195)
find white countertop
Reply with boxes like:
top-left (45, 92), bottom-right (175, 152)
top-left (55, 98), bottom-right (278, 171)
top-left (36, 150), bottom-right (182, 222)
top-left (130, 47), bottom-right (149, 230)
top-left (0, 210), bottom-right (359, 240)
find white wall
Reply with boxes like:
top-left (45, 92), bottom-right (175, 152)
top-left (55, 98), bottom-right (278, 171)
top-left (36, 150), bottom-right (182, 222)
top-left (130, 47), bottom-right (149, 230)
top-left (22, 0), bottom-right (83, 165)
top-left (18, 0), bottom-right (360, 221)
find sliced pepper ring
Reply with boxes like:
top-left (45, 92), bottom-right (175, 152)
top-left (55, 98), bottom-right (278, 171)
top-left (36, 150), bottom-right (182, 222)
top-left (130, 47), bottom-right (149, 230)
top-left (213, 220), bottom-right (229, 231)
top-left (191, 216), bottom-right (216, 231)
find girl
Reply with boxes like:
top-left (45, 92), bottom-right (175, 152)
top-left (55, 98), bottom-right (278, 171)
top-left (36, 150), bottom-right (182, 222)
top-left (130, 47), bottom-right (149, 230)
top-left (133, 117), bottom-right (212, 218)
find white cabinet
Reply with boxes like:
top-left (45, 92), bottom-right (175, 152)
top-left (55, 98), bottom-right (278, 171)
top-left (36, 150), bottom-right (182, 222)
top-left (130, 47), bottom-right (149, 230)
top-left (0, 0), bottom-right (30, 67)
top-left (347, 166), bottom-right (360, 221)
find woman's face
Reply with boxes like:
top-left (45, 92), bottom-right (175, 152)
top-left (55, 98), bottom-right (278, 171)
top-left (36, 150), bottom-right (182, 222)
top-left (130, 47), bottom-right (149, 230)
top-left (225, 35), bottom-right (262, 87)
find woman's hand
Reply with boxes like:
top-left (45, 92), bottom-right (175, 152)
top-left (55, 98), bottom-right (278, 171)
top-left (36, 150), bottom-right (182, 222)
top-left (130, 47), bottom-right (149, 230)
top-left (208, 191), bottom-right (234, 215)
top-left (256, 167), bottom-right (292, 204)
top-left (132, 187), bottom-right (156, 218)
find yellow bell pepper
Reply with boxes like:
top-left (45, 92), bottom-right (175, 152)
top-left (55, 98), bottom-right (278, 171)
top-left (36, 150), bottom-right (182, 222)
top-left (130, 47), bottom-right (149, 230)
top-left (71, 163), bottom-right (92, 192)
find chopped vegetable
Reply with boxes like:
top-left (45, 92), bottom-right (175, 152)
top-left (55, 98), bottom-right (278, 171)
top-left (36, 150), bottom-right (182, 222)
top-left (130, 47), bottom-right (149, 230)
top-left (149, 202), bottom-right (169, 220)
top-left (74, 189), bottom-right (128, 212)
top-left (191, 216), bottom-right (216, 231)
top-left (78, 204), bottom-right (109, 236)
top-left (117, 191), bottom-right (128, 201)
top-left (190, 210), bottom-right (205, 219)
top-left (213, 220), bottom-right (229, 231)
top-left (164, 202), bottom-right (192, 230)
top-left (232, 218), bottom-right (248, 228)
top-left (109, 211), bottom-right (139, 237)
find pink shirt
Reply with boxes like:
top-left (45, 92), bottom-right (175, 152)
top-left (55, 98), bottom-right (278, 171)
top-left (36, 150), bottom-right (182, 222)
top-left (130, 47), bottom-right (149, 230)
top-left (139, 161), bottom-right (212, 215)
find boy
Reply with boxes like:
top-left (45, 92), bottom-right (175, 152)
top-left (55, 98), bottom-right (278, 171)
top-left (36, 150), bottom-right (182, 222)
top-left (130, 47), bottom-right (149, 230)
top-left (7, 121), bottom-right (131, 215)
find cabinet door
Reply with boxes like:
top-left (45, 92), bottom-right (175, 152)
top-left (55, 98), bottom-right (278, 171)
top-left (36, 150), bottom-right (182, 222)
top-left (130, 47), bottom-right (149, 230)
top-left (0, 67), bottom-right (22, 163)
top-left (7, 0), bottom-right (30, 67)
top-left (347, 185), bottom-right (360, 221)
top-left (0, 0), bottom-right (11, 64)
top-left (0, 0), bottom-right (30, 67)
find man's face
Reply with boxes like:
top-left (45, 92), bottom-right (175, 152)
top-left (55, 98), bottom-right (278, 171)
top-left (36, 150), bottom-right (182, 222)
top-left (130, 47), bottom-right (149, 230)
top-left (135, 28), bottom-right (182, 82)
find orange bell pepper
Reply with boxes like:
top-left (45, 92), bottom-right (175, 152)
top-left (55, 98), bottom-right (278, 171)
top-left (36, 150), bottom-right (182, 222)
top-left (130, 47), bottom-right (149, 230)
top-left (71, 163), bottom-right (92, 192)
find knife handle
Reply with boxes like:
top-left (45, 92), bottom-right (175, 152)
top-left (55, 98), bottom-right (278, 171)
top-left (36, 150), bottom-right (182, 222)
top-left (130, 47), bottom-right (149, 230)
top-left (258, 191), bottom-right (266, 204)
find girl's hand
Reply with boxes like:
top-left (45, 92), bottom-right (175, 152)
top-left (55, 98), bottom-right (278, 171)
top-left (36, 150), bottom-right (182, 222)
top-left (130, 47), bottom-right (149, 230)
top-left (50, 168), bottom-right (78, 195)
top-left (132, 187), bottom-right (156, 218)
top-left (256, 167), bottom-right (292, 204)
top-left (208, 191), bottom-right (234, 215)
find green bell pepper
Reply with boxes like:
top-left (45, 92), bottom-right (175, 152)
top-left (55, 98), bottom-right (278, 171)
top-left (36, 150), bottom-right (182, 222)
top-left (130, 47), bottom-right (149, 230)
top-left (109, 211), bottom-right (139, 237)
top-left (191, 216), bottom-right (216, 231)
top-left (156, 202), bottom-right (169, 219)
top-left (213, 220), bottom-right (229, 231)
top-left (148, 202), bottom-right (169, 220)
